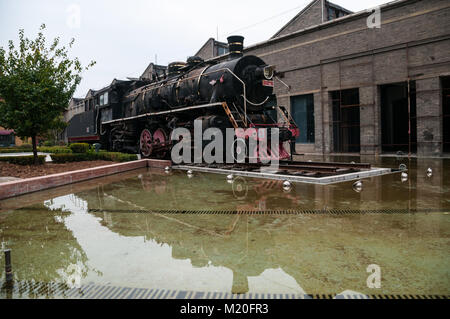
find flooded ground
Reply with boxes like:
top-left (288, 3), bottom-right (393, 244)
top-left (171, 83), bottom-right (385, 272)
top-left (0, 156), bottom-right (449, 298)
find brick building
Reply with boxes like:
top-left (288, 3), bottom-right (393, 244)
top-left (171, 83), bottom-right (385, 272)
top-left (195, 38), bottom-right (229, 60)
top-left (204, 0), bottom-right (450, 157)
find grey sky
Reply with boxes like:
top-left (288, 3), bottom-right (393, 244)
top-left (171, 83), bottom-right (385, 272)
top-left (0, 0), bottom-right (391, 97)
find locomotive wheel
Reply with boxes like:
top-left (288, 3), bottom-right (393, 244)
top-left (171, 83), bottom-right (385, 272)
top-left (231, 138), bottom-right (247, 163)
top-left (139, 128), bottom-right (153, 158)
top-left (153, 128), bottom-right (169, 159)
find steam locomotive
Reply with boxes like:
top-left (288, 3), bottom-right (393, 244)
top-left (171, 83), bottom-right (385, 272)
top-left (69, 36), bottom-right (299, 162)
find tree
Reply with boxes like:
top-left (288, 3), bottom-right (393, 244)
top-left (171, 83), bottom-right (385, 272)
top-left (0, 24), bottom-right (95, 164)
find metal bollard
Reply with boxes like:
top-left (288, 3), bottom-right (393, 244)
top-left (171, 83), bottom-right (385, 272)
top-left (4, 249), bottom-right (13, 282)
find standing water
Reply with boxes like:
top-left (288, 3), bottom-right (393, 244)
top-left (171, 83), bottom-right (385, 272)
top-left (0, 156), bottom-right (449, 298)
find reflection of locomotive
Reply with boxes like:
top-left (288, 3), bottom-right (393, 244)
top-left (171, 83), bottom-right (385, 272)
top-left (71, 36), bottom-right (299, 160)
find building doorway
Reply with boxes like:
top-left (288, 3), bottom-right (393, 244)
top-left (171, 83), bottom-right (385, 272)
top-left (443, 77), bottom-right (450, 153)
top-left (380, 81), bottom-right (417, 154)
top-left (331, 88), bottom-right (360, 153)
top-left (291, 94), bottom-right (315, 144)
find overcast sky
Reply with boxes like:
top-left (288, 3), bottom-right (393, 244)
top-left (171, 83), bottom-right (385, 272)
top-left (0, 0), bottom-right (392, 97)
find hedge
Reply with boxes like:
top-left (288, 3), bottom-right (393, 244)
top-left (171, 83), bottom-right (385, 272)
top-left (50, 152), bottom-right (138, 163)
top-left (96, 152), bottom-right (138, 162)
top-left (0, 147), bottom-right (33, 153)
top-left (0, 155), bottom-right (46, 165)
top-left (69, 143), bottom-right (90, 154)
top-left (38, 146), bottom-right (72, 154)
top-left (0, 146), bottom-right (71, 154)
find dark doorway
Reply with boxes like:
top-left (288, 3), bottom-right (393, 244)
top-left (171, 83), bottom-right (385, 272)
top-left (332, 88), bottom-right (360, 153)
top-left (443, 77), bottom-right (450, 153)
top-left (380, 82), bottom-right (417, 153)
top-left (291, 94), bottom-right (315, 144)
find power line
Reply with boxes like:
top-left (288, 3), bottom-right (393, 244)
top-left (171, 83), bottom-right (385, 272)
top-left (220, 0), bottom-right (311, 38)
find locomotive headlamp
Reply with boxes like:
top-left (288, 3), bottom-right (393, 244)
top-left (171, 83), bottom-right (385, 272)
top-left (263, 66), bottom-right (275, 80)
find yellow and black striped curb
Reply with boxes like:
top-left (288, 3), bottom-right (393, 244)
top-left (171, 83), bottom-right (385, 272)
top-left (1, 281), bottom-right (448, 300)
top-left (14, 207), bottom-right (450, 215)
top-left (86, 208), bottom-right (449, 215)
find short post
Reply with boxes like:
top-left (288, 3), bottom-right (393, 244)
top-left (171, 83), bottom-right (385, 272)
top-left (4, 249), bottom-right (13, 282)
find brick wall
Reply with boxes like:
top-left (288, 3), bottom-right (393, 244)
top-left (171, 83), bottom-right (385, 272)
top-left (244, 0), bottom-right (450, 156)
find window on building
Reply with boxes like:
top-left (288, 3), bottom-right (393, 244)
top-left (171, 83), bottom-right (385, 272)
top-left (217, 46), bottom-right (228, 56)
top-left (0, 133), bottom-right (14, 147)
top-left (99, 94), bottom-right (104, 106)
top-left (331, 88), bottom-right (360, 153)
top-left (104, 92), bottom-right (109, 105)
top-left (328, 7), bottom-right (335, 20)
top-left (291, 94), bottom-right (315, 144)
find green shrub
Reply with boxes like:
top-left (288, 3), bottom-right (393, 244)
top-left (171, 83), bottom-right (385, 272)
top-left (50, 153), bottom-right (89, 163)
top-left (0, 144), bottom-right (33, 153)
top-left (50, 152), bottom-right (137, 163)
top-left (0, 155), bottom-right (46, 165)
top-left (95, 152), bottom-right (138, 162)
top-left (0, 147), bottom-right (31, 153)
top-left (38, 146), bottom-right (72, 154)
top-left (17, 144), bottom-right (33, 149)
top-left (69, 143), bottom-right (90, 154)
top-left (43, 140), bottom-right (56, 147)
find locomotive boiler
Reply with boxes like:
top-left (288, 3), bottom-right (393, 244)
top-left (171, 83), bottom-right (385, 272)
top-left (96, 36), bottom-right (299, 161)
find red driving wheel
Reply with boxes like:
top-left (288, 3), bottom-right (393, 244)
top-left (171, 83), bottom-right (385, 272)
top-left (139, 129), bottom-right (153, 158)
top-left (153, 128), bottom-right (169, 159)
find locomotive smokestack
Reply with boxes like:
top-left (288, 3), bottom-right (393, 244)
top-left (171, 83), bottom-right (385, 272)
top-left (227, 35), bottom-right (244, 59)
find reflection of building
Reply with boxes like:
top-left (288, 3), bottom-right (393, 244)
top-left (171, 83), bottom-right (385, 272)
top-left (76, 182), bottom-right (449, 295)
top-left (0, 202), bottom-right (88, 285)
top-left (70, 165), bottom-right (449, 295)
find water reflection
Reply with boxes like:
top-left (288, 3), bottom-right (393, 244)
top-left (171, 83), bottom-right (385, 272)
top-left (72, 157), bottom-right (450, 212)
top-left (0, 202), bottom-right (90, 298)
top-left (0, 156), bottom-right (449, 297)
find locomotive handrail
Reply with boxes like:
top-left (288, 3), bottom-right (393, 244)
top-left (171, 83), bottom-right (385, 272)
top-left (124, 67), bottom-right (248, 126)
top-left (101, 102), bottom-right (225, 125)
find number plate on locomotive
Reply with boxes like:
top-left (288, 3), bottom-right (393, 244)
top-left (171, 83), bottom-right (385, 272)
top-left (262, 80), bottom-right (274, 87)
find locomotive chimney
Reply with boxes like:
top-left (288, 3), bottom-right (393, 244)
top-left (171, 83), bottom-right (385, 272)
top-left (227, 35), bottom-right (244, 59)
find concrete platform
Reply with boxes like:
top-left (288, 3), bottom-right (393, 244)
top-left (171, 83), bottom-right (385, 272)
top-left (173, 165), bottom-right (400, 185)
top-left (0, 159), bottom-right (171, 200)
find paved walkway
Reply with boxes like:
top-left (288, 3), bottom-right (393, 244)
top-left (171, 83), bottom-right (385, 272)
top-left (0, 152), bottom-right (52, 162)
top-left (0, 177), bottom-right (22, 183)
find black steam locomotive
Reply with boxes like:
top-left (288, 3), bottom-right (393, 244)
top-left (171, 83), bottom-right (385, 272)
top-left (70, 36), bottom-right (299, 161)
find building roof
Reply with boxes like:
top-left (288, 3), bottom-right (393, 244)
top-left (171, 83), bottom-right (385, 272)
top-left (272, 0), bottom-right (353, 39)
top-left (194, 38), bottom-right (228, 57)
top-left (246, 0), bottom-right (416, 51)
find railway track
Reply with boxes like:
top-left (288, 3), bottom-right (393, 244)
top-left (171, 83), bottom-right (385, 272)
top-left (185, 160), bottom-right (372, 178)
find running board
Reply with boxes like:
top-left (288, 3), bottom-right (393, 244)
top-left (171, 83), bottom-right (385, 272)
top-left (102, 102), bottom-right (225, 125)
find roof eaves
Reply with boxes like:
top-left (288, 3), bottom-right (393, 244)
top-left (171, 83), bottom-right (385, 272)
top-left (249, 0), bottom-right (417, 52)
top-left (271, 0), bottom-right (320, 39)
